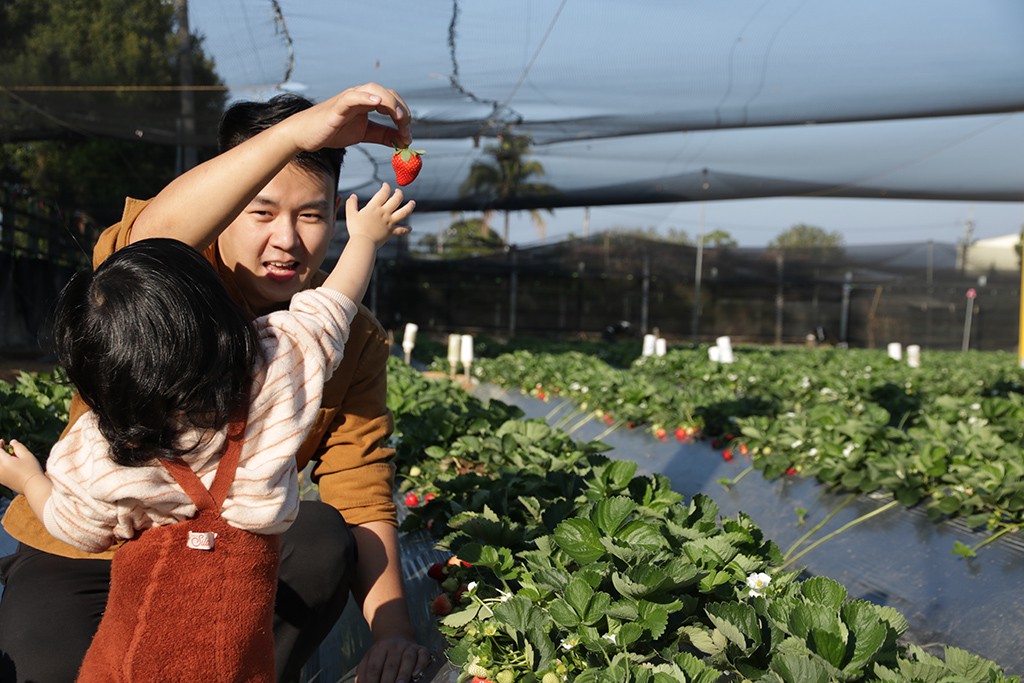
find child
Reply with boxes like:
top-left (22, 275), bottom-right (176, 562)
top-left (0, 182), bottom-right (413, 681)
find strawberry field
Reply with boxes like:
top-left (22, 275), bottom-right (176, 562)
top-left (393, 343), bottom-right (1024, 682)
top-left (3, 347), bottom-right (1024, 681)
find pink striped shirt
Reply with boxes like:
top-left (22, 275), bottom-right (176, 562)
top-left (41, 288), bottom-right (357, 553)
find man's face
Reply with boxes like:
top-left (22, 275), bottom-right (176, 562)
top-left (218, 163), bottom-right (340, 315)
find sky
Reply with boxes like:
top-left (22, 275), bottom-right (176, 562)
top-left (186, 1), bottom-right (1024, 250)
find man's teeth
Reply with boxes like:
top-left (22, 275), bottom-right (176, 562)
top-left (267, 261), bottom-right (297, 268)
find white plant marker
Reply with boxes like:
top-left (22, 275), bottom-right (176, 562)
top-left (887, 342), bottom-right (903, 362)
top-left (655, 338), bottom-right (667, 356)
top-left (402, 323), bottom-right (418, 364)
top-left (460, 334), bottom-right (474, 381)
top-left (642, 334), bottom-right (656, 357)
top-left (906, 344), bottom-right (921, 368)
top-left (716, 336), bottom-right (735, 364)
top-left (447, 334), bottom-right (461, 378)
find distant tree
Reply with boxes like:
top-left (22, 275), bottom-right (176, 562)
top-left (768, 224), bottom-right (844, 249)
top-left (0, 0), bottom-right (224, 225)
top-left (702, 229), bottom-right (738, 248)
top-left (459, 131), bottom-right (557, 244)
top-left (416, 216), bottom-right (505, 258)
top-left (605, 226), bottom-right (695, 245)
top-left (664, 228), bottom-right (694, 245)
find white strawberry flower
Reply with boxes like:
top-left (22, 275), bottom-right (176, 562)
top-left (746, 572), bottom-right (772, 597)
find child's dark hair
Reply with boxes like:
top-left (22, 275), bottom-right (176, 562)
top-left (218, 93), bottom-right (344, 193)
top-left (53, 238), bottom-right (258, 467)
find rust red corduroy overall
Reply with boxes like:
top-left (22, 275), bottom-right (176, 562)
top-left (77, 416), bottom-right (280, 682)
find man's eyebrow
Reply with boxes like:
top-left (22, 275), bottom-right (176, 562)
top-left (250, 195), bottom-right (279, 208)
top-left (297, 200), bottom-right (331, 212)
top-left (248, 197), bottom-right (330, 212)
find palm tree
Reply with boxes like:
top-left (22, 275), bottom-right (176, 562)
top-left (459, 131), bottom-right (556, 244)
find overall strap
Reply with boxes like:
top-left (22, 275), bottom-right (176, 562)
top-left (160, 414), bottom-right (248, 512)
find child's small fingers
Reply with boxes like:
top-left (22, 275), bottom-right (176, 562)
top-left (392, 226), bottom-right (412, 237)
top-left (391, 201), bottom-right (416, 223)
top-left (344, 193), bottom-right (360, 219)
top-left (369, 182), bottom-right (392, 206)
top-left (8, 440), bottom-right (32, 458)
top-left (382, 187), bottom-right (405, 212)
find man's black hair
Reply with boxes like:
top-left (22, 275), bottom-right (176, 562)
top-left (53, 238), bottom-right (258, 467)
top-left (217, 93), bottom-right (345, 192)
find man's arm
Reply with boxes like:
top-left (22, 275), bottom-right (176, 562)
top-left (351, 522), bottom-right (430, 682)
top-left (130, 83), bottom-right (411, 251)
top-left (313, 313), bottom-right (429, 683)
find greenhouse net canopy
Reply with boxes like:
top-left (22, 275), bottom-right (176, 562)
top-left (5, 0), bottom-right (1024, 212)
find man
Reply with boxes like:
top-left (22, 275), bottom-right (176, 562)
top-left (0, 83), bottom-right (429, 683)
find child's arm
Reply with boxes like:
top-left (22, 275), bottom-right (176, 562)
top-left (323, 183), bottom-right (414, 303)
top-left (0, 439), bottom-right (52, 522)
top-left (130, 83), bottom-right (412, 252)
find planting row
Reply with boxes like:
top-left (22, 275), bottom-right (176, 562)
top-left (455, 346), bottom-right (1024, 558)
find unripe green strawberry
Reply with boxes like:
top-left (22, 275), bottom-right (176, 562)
top-left (392, 146), bottom-right (424, 186)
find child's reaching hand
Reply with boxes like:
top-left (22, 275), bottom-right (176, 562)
top-left (0, 439), bottom-right (52, 524)
top-left (0, 439), bottom-right (44, 494)
top-left (323, 184), bottom-right (414, 303)
top-left (344, 183), bottom-right (414, 248)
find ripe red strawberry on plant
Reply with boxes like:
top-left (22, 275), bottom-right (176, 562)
top-left (391, 145), bottom-right (424, 186)
top-left (427, 562), bottom-right (448, 581)
top-left (405, 492), bottom-right (420, 507)
top-left (431, 593), bottom-right (452, 616)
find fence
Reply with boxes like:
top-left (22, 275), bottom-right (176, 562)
top-left (370, 235), bottom-right (1020, 352)
top-left (0, 184), bottom-right (96, 353)
top-left (4, 226), bottom-right (1020, 356)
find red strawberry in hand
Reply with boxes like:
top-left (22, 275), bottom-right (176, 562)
top-left (392, 146), bottom-right (424, 186)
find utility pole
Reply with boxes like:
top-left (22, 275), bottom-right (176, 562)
top-left (175, 0), bottom-right (197, 173)
top-left (690, 204), bottom-right (705, 346)
top-left (958, 214), bottom-right (975, 273)
top-left (582, 206), bottom-right (590, 239)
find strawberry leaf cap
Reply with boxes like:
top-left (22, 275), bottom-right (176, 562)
top-left (393, 145), bottom-right (425, 162)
